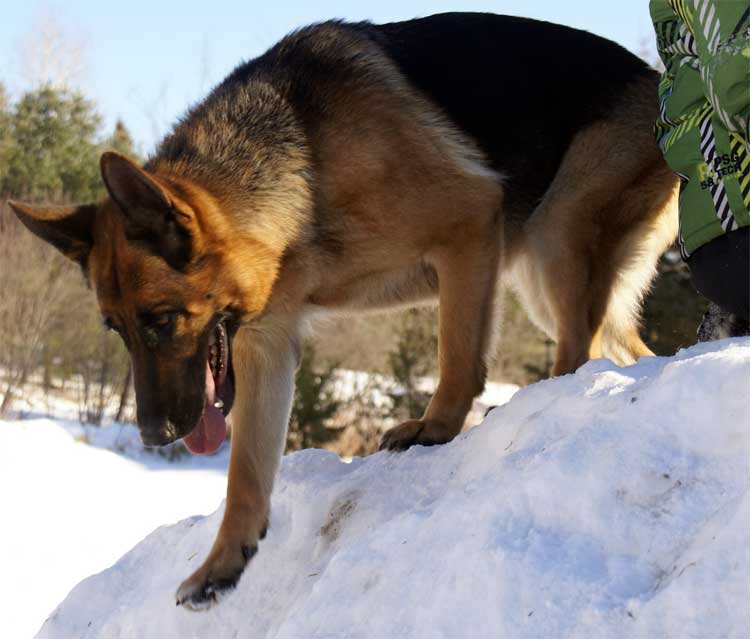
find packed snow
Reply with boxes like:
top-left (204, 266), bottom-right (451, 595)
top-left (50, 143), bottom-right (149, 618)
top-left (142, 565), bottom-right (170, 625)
top-left (1, 369), bottom-right (515, 638)
top-left (0, 418), bottom-right (229, 639)
top-left (25, 338), bottom-right (749, 639)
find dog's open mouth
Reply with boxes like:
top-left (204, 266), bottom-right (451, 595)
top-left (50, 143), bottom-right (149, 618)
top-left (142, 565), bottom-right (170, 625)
top-left (183, 319), bottom-right (235, 455)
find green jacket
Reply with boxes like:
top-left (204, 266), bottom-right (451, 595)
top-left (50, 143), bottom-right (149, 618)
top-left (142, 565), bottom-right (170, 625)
top-left (651, 0), bottom-right (750, 257)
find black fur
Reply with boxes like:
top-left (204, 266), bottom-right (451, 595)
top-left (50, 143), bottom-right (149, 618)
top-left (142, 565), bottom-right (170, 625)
top-left (364, 13), bottom-right (653, 214)
top-left (165, 13), bottom-right (654, 224)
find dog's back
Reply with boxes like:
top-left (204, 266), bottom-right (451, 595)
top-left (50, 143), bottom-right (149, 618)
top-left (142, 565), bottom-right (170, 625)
top-left (362, 13), bottom-right (656, 217)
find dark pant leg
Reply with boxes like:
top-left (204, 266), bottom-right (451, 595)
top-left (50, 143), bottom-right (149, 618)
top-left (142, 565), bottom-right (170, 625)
top-left (688, 227), bottom-right (749, 322)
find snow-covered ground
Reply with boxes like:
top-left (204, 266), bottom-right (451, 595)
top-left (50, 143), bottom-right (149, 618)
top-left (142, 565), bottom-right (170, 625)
top-left (325, 368), bottom-right (519, 427)
top-left (0, 418), bottom-right (230, 639)
top-left (1, 367), bottom-right (516, 638)
top-left (23, 338), bottom-right (749, 639)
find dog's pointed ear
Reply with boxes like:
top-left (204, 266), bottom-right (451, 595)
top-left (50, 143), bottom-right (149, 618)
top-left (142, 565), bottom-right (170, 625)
top-left (100, 152), bottom-right (193, 268)
top-left (100, 151), bottom-right (174, 220)
top-left (8, 200), bottom-right (97, 268)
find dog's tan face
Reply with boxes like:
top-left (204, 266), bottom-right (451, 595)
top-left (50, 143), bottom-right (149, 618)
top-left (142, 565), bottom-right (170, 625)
top-left (88, 201), bottom-right (237, 449)
top-left (10, 152), bottom-right (281, 452)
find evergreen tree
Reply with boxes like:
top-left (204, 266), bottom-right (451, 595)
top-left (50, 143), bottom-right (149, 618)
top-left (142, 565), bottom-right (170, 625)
top-left (0, 86), bottom-right (140, 419)
top-left (0, 83), bottom-right (13, 194)
top-left (287, 343), bottom-right (341, 451)
top-left (104, 119), bottom-right (140, 161)
top-left (4, 86), bottom-right (102, 201)
top-left (388, 308), bottom-right (436, 419)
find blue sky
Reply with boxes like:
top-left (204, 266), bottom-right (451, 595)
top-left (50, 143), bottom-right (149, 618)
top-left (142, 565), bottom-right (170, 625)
top-left (1, 1), bottom-right (657, 154)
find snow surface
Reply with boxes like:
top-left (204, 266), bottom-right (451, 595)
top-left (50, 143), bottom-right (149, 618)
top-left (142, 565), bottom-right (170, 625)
top-left (0, 418), bottom-right (229, 639)
top-left (19, 339), bottom-right (750, 638)
top-left (328, 368), bottom-right (519, 426)
top-left (2, 369), bottom-right (515, 638)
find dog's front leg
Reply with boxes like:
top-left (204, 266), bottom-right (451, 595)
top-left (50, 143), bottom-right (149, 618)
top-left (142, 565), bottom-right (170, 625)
top-left (176, 322), bottom-right (300, 610)
top-left (380, 234), bottom-right (501, 451)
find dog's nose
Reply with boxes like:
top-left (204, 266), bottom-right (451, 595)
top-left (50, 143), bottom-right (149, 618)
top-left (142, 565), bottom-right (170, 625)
top-left (139, 428), bottom-right (178, 447)
top-left (137, 414), bottom-right (179, 447)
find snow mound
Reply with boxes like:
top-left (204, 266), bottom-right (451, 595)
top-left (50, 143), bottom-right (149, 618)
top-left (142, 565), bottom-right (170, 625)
top-left (38, 339), bottom-right (750, 639)
top-left (0, 418), bottom-right (228, 639)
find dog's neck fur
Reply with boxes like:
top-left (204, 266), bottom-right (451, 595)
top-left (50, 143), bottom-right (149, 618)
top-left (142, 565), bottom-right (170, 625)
top-left (145, 78), bottom-right (314, 258)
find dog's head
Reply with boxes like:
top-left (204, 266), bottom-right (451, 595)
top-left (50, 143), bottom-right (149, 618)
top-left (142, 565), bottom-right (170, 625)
top-left (9, 152), bottom-right (282, 453)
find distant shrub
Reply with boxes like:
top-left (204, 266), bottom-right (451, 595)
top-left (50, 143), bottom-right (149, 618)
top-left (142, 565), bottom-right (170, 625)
top-left (287, 343), bottom-right (341, 451)
top-left (387, 308), bottom-right (435, 420)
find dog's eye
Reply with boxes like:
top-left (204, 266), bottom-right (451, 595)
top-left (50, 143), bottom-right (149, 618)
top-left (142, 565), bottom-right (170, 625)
top-left (141, 311), bottom-right (178, 346)
top-left (148, 312), bottom-right (175, 333)
top-left (153, 313), bottom-right (172, 328)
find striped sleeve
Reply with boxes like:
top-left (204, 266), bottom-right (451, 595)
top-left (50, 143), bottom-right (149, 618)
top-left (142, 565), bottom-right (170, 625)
top-left (688, 1), bottom-right (750, 137)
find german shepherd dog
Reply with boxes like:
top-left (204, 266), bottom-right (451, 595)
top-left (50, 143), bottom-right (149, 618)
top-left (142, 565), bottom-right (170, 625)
top-left (10, 13), bottom-right (678, 609)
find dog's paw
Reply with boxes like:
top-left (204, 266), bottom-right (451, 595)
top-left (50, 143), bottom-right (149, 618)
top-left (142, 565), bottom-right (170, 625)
top-left (175, 544), bottom-right (257, 611)
top-left (379, 418), bottom-right (457, 451)
top-left (175, 573), bottom-right (241, 611)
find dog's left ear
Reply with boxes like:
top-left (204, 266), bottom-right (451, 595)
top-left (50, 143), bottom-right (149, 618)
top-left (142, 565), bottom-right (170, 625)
top-left (8, 200), bottom-right (97, 269)
top-left (100, 152), bottom-right (194, 269)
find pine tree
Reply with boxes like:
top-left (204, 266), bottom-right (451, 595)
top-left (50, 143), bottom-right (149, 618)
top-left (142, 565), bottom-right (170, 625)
top-left (287, 343), bottom-right (341, 451)
top-left (4, 86), bottom-right (102, 201)
top-left (0, 87), bottom-right (137, 419)
top-left (387, 308), bottom-right (436, 419)
top-left (0, 83), bottom-right (13, 194)
top-left (105, 119), bottom-right (140, 161)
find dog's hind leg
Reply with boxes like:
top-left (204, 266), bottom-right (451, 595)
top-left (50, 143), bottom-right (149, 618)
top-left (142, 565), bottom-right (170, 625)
top-left (380, 224), bottom-right (501, 451)
top-left (598, 168), bottom-right (679, 365)
top-left (518, 148), bottom-right (625, 377)
top-left (518, 76), bottom-right (678, 375)
top-left (176, 319), bottom-right (301, 610)
top-left (531, 164), bottom-right (677, 374)
top-left (522, 211), bottom-right (611, 376)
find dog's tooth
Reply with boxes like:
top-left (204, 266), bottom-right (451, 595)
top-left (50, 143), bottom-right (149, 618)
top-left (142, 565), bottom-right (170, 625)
top-left (213, 399), bottom-right (224, 409)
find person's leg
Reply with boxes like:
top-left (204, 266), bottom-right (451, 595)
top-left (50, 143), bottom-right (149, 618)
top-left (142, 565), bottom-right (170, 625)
top-left (688, 227), bottom-right (749, 322)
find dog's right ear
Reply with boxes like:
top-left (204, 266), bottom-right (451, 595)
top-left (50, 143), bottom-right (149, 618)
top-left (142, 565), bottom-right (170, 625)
top-left (8, 200), bottom-right (97, 268)
top-left (100, 152), bottom-right (193, 268)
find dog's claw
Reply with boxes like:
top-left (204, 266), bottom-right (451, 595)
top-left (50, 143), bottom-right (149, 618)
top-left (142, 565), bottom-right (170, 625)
top-left (241, 544), bottom-right (257, 561)
top-left (175, 573), bottom-right (240, 611)
top-left (175, 536), bottom-right (266, 611)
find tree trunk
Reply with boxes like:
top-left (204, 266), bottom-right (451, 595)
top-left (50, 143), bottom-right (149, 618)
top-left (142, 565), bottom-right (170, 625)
top-left (115, 364), bottom-right (132, 423)
top-left (0, 381), bottom-right (14, 416)
top-left (1, 368), bottom-right (30, 416)
top-left (95, 353), bottom-right (110, 425)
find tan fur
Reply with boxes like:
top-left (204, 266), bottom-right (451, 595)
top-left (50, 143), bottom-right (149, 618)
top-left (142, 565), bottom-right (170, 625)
top-left (176, 317), bottom-right (301, 603)
top-left (9, 38), bottom-right (678, 609)
top-left (506, 76), bottom-right (679, 375)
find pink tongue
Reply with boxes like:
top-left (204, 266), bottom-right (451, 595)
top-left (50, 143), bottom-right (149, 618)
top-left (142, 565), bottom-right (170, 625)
top-left (183, 361), bottom-right (227, 455)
